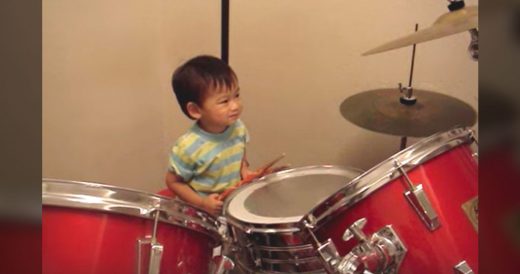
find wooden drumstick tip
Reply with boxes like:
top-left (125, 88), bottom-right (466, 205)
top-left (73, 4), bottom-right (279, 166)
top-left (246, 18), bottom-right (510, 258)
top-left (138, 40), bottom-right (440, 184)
top-left (260, 153), bottom-right (286, 171)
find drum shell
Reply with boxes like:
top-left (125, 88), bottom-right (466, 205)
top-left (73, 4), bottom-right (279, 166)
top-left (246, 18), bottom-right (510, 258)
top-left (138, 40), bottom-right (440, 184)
top-left (316, 144), bottom-right (478, 274)
top-left (228, 224), bottom-right (324, 273)
top-left (224, 165), bottom-right (363, 273)
top-left (42, 180), bottom-right (220, 274)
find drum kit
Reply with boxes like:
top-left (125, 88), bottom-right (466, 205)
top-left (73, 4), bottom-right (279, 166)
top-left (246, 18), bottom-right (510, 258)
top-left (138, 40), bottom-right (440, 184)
top-left (42, 1), bottom-right (478, 274)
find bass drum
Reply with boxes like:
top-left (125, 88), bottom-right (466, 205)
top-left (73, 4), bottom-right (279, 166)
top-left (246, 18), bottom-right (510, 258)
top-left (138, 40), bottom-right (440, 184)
top-left (42, 179), bottom-right (221, 274)
top-left (305, 127), bottom-right (478, 274)
top-left (223, 165), bottom-right (363, 273)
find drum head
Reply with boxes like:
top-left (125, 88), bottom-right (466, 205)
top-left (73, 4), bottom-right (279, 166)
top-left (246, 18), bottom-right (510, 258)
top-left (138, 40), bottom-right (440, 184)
top-left (226, 165), bottom-right (362, 224)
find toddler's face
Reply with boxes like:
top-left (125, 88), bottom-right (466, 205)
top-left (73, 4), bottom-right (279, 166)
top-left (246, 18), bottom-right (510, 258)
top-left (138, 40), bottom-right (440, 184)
top-left (197, 84), bottom-right (242, 133)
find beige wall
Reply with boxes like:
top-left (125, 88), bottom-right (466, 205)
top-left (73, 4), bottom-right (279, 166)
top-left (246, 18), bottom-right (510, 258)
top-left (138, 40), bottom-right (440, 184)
top-left (43, 0), bottom-right (478, 193)
top-left (43, 0), bottom-right (220, 191)
top-left (232, 0), bottom-right (478, 173)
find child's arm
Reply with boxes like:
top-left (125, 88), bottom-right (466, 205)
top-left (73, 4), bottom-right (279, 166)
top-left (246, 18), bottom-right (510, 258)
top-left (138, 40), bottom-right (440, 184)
top-left (165, 171), bottom-right (223, 215)
top-left (240, 153), bottom-right (255, 179)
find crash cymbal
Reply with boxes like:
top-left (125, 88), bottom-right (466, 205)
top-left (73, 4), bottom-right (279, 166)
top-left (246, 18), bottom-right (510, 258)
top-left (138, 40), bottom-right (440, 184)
top-left (363, 5), bottom-right (478, 56)
top-left (340, 88), bottom-right (477, 137)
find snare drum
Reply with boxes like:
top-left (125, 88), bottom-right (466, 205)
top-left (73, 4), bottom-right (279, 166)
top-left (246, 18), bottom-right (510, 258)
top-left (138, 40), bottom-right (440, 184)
top-left (42, 179), bottom-right (221, 274)
top-left (305, 127), bottom-right (478, 274)
top-left (223, 165), bottom-right (363, 273)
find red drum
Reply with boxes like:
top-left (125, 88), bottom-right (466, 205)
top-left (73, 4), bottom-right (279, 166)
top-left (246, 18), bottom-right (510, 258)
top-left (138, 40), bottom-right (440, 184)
top-left (223, 165), bottom-right (363, 273)
top-left (42, 179), bottom-right (221, 274)
top-left (305, 127), bottom-right (478, 274)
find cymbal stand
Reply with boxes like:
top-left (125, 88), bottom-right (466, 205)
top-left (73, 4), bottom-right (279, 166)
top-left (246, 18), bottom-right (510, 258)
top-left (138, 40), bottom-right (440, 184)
top-left (467, 28), bottom-right (478, 61)
top-left (398, 23), bottom-right (419, 151)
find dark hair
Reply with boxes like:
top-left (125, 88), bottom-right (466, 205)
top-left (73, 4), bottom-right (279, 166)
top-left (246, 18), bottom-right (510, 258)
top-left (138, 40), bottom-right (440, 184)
top-left (171, 55), bottom-right (238, 119)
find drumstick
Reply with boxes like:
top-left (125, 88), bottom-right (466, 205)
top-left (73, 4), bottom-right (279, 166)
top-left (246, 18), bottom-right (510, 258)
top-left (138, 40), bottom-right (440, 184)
top-left (217, 153), bottom-right (286, 201)
top-left (256, 153), bottom-right (286, 177)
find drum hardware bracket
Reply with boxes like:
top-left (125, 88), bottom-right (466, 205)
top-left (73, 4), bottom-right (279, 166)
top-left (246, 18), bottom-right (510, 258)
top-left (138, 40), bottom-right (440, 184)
top-left (136, 241), bottom-right (164, 274)
top-left (208, 216), bottom-right (236, 274)
top-left (468, 130), bottom-right (479, 160)
top-left (394, 160), bottom-right (441, 231)
top-left (209, 255), bottom-right (235, 274)
top-left (340, 218), bottom-right (407, 274)
top-left (228, 225), bottom-right (260, 268)
top-left (136, 208), bottom-right (164, 274)
top-left (461, 197), bottom-right (478, 232)
top-left (303, 220), bottom-right (341, 274)
top-left (453, 260), bottom-right (474, 274)
top-left (250, 242), bottom-right (262, 268)
top-left (468, 129), bottom-right (478, 145)
top-left (217, 216), bottom-right (231, 242)
top-left (303, 219), bottom-right (406, 274)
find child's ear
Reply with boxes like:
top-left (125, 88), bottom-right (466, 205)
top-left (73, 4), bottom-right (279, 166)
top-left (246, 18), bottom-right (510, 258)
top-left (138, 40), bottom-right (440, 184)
top-left (186, 102), bottom-right (202, 119)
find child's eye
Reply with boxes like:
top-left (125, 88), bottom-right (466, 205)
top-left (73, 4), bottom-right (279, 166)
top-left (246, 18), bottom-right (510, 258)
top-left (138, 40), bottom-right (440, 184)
top-left (235, 93), bottom-right (240, 98)
top-left (219, 99), bottom-right (229, 104)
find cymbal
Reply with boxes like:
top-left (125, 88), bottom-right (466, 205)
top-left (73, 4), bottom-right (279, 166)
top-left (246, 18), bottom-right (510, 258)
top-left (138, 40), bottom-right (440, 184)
top-left (340, 88), bottom-right (477, 137)
top-left (363, 5), bottom-right (478, 56)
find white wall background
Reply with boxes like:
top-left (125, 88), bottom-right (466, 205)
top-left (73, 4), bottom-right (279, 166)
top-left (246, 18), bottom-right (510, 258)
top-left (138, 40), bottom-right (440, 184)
top-left (43, 0), bottom-right (478, 193)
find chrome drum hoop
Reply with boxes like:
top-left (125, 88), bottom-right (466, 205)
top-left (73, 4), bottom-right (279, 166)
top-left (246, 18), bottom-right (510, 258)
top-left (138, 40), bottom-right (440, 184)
top-left (223, 165), bottom-right (364, 234)
top-left (42, 178), bottom-right (221, 242)
top-left (234, 256), bottom-right (328, 274)
top-left (303, 127), bottom-right (477, 228)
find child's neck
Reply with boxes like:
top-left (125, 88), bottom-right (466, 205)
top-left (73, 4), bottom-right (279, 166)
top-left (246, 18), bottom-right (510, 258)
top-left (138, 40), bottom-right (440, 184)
top-left (197, 120), bottom-right (228, 134)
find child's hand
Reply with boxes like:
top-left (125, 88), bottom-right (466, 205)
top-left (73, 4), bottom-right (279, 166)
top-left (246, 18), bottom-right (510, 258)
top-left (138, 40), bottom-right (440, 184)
top-left (201, 194), bottom-right (223, 216)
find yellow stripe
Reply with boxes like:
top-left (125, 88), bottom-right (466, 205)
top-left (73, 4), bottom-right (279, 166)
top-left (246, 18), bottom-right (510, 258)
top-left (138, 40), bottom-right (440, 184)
top-left (177, 132), bottom-right (199, 150)
top-left (174, 133), bottom-right (219, 165)
top-left (171, 132), bottom-right (201, 165)
top-left (190, 181), bottom-right (236, 193)
top-left (228, 128), bottom-right (242, 139)
top-left (171, 146), bottom-right (193, 164)
top-left (232, 125), bottom-right (247, 139)
top-left (178, 125), bottom-right (245, 162)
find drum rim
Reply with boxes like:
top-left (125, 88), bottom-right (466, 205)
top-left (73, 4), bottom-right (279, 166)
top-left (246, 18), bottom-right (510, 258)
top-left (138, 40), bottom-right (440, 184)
top-left (302, 127), bottom-right (476, 229)
top-left (223, 165), bottom-right (363, 233)
top-left (42, 178), bottom-right (221, 241)
top-left (234, 256), bottom-right (328, 274)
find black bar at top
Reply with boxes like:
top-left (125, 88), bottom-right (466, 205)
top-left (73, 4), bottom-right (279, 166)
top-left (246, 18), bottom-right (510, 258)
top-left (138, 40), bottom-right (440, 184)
top-left (221, 0), bottom-right (229, 64)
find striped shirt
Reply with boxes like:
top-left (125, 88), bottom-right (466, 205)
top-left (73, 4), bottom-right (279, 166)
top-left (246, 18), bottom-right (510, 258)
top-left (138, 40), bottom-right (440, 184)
top-left (168, 120), bottom-right (249, 195)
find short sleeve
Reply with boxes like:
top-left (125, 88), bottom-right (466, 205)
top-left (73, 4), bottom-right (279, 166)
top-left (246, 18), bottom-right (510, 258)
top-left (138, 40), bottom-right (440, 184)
top-left (244, 125), bottom-right (250, 143)
top-left (238, 119), bottom-right (250, 143)
top-left (168, 144), bottom-right (196, 182)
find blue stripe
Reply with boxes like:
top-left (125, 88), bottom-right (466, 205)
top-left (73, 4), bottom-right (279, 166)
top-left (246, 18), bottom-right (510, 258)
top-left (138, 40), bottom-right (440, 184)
top-left (206, 151), bottom-right (243, 171)
top-left (197, 135), bottom-right (244, 163)
top-left (169, 119), bottom-right (248, 194)
top-left (182, 120), bottom-right (245, 154)
top-left (193, 170), bottom-right (241, 185)
top-left (169, 153), bottom-right (195, 181)
top-left (169, 152), bottom-right (193, 168)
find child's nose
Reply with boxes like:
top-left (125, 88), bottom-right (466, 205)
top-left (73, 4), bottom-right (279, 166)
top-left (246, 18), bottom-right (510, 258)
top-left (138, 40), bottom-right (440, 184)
top-left (230, 100), bottom-right (240, 110)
